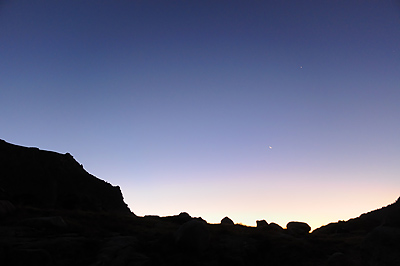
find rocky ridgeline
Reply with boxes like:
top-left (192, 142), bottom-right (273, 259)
top-left (0, 139), bottom-right (130, 213)
top-left (1, 139), bottom-right (400, 265)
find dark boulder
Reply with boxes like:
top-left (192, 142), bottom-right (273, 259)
top-left (221, 216), bottom-right (234, 225)
top-left (269, 222), bottom-right (284, 231)
top-left (164, 212), bottom-right (193, 224)
top-left (256, 220), bottom-right (268, 228)
top-left (286, 221), bottom-right (311, 235)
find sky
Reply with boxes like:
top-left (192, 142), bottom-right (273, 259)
top-left (1, 0), bottom-right (399, 230)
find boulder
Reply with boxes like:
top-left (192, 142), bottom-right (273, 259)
top-left (256, 220), bottom-right (268, 228)
top-left (221, 216), bottom-right (234, 225)
top-left (178, 212), bottom-right (191, 219)
top-left (286, 221), bottom-right (311, 235)
top-left (164, 212), bottom-right (192, 224)
top-left (269, 222), bottom-right (284, 231)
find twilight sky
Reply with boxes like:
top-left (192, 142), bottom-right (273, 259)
top-left (1, 1), bottom-right (400, 230)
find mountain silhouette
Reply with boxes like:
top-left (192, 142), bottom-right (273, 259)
top-left (0, 139), bottom-right (399, 265)
top-left (0, 139), bottom-right (131, 213)
top-left (314, 197), bottom-right (400, 235)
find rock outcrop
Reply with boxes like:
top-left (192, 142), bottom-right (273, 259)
top-left (0, 139), bottom-right (131, 214)
top-left (221, 216), bottom-right (234, 225)
top-left (286, 221), bottom-right (311, 235)
top-left (313, 197), bottom-right (400, 236)
top-left (256, 219), bottom-right (268, 228)
top-left (1, 139), bottom-right (400, 265)
top-left (269, 222), bottom-right (284, 231)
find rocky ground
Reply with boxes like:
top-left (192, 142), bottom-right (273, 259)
top-left (1, 201), bottom-right (400, 266)
top-left (1, 139), bottom-right (399, 265)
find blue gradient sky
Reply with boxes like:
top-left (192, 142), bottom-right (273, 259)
top-left (1, 1), bottom-right (399, 229)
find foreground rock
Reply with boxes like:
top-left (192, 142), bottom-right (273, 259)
top-left (175, 220), bottom-right (210, 253)
top-left (0, 139), bottom-right (131, 214)
top-left (256, 219), bottom-right (268, 228)
top-left (221, 216), bottom-right (234, 225)
top-left (1, 140), bottom-right (400, 265)
top-left (286, 221), bottom-right (311, 236)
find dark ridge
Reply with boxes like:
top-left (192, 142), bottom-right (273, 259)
top-left (313, 196), bottom-right (400, 235)
top-left (0, 139), bottom-right (131, 214)
top-left (1, 139), bottom-right (400, 265)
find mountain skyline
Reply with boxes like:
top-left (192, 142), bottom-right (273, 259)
top-left (1, 137), bottom-right (398, 230)
top-left (1, 138), bottom-right (398, 232)
top-left (2, 138), bottom-right (400, 265)
top-left (1, 1), bottom-right (399, 230)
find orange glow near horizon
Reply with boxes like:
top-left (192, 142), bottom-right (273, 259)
top-left (122, 170), bottom-right (400, 230)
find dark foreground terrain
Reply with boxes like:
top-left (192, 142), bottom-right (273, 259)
top-left (1, 139), bottom-right (400, 266)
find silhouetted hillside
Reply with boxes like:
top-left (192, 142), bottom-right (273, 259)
top-left (312, 198), bottom-right (400, 265)
top-left (314, 197), bottom-right (400, 235)
top-left (0, 139), bottom-right (399, 265)
top-left (0, 139), bottom-right (131, 213)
